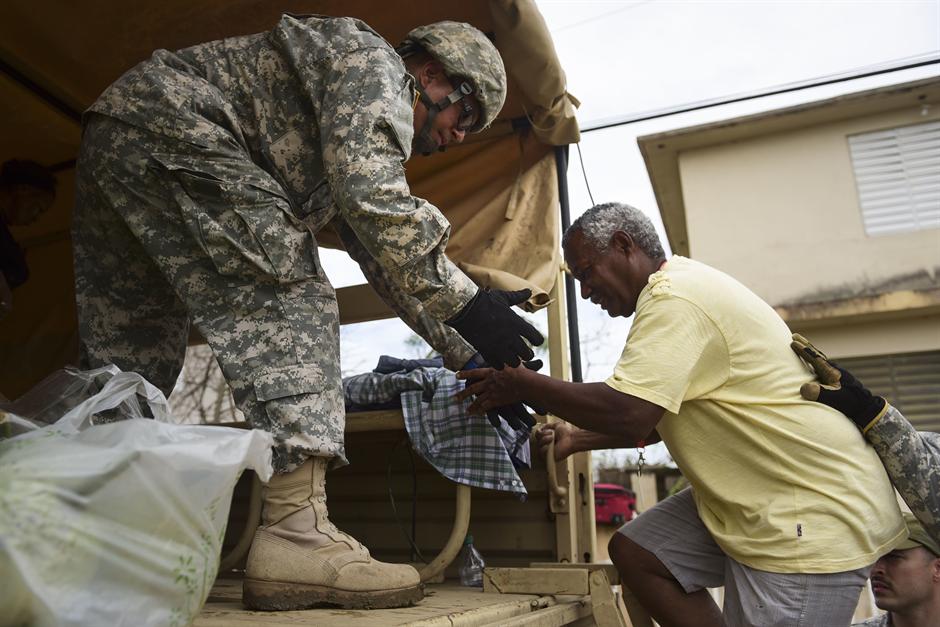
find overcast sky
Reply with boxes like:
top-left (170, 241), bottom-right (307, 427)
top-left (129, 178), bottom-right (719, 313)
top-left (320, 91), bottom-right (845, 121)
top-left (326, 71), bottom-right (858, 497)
top-left (324, 0), bottom-right (940, 464)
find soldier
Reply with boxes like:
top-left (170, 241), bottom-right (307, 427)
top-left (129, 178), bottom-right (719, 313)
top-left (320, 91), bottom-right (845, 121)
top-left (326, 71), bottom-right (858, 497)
top-left (854, 513), bottom-right (940, 627)
top-left (791, 334), bottom-right (940, 544)
top-left (72, 14), bottom-right (542, 611)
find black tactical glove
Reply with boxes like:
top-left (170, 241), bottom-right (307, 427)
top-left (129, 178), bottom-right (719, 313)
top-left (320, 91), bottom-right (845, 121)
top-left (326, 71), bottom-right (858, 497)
top-left (486, 404), bottom-right (533, 431)
top-left (790, 333), bottom-right (886, 431)
top-left (446, 288), bottom-right (544, 369)
top-left (462, 355), bottom-right (546, 431)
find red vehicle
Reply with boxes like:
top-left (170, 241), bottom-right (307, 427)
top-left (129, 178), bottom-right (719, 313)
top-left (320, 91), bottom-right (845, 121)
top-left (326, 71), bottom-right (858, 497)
top-left (594, 483), bottom-right (636, 525)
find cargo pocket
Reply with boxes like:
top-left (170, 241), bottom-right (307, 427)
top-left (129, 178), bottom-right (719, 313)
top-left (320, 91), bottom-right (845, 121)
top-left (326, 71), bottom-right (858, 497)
top-left (254, 364), bottom-right (345, 449)
top-left (152, 152), bottom-right (320, 282)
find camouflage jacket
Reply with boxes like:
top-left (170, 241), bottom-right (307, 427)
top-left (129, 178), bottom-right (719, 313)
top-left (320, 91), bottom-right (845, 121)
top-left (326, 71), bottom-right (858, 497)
top-left (852, 614), bottom-right (889, 626)
top-left (866, 404), bottom-right (940, 543)
top-left (87, 14), bottom-right (477, 361)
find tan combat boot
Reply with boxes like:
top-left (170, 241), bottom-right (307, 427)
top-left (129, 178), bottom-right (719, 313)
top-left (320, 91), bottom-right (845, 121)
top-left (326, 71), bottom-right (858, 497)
top-left (243, 457), bottom-right (423, 610)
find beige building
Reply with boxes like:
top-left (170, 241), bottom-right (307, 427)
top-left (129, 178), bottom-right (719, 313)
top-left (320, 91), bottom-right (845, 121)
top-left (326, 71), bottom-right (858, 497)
top-left (640, 77), bottom-right (940, 431)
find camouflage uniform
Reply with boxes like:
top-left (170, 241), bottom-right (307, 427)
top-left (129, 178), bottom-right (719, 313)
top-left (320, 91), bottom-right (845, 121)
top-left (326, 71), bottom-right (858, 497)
top-left (865, 404), bottom-right (940, 543)
top-left (73, 14), bottom-right (479, 473)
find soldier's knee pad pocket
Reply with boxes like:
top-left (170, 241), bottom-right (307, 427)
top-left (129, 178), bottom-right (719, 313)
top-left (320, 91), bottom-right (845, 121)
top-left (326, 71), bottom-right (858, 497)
top-left (253, 364), bottom-right (343, 427)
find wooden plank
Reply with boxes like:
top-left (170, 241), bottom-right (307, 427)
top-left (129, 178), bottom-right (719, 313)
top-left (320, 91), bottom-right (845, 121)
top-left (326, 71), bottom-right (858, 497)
top-left (407, 595), bottom-right (559, 627)
top-left (553, 454), bottom-right (578, 561)
top-left (529, 562), bottom-right (621, 586)
top-left (547, 268), bottom-right (571, 381)
top-left (526, 565), bottom-right (645, 626)
top-left (483, 567), bottom-right (590, 596)
top-left (543, 273), bottom-right (580, 564)
top-left (497, 600), bottom-right (593, 627)
top-left (546, 270), bottom-right (577, 561)
top-left (328, 463), bottom-right (551, 490)
top-left (588, 570), bottom-right (627, 627)
top-left (344, 409), bottom-right (405, 432)
top-left (336, 282), bottom-right (394, 324)
top-left (573, 451), bottom-right (597, 563)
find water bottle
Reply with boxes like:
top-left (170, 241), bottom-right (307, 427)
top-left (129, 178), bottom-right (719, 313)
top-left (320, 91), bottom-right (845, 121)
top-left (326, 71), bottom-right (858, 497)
top-left (458, 534), bottom-right (485, 587)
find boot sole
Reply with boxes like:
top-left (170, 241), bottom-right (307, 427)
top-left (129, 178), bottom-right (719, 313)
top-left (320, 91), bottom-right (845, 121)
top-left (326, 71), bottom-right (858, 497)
top-left (242, 578), bottom-right (424, 611)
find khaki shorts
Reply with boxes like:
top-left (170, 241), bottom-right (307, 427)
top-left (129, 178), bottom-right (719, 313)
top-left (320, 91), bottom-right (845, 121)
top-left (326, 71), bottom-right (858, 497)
top-left (618, 488), bottom-right (870, 627)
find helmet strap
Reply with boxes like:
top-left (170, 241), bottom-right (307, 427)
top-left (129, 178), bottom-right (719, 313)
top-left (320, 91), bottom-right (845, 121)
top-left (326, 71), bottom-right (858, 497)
top-left (412, 82), bottom-right (474, 156)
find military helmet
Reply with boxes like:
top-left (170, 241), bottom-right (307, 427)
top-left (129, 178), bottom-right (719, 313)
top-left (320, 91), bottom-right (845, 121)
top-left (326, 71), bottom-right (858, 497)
top-left (401, 21), bottom-right (507, 132)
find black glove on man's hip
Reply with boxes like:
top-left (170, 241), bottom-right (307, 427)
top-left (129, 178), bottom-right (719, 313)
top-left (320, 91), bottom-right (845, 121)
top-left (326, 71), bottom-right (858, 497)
top-left (791, 333), bottom-right (887, 431)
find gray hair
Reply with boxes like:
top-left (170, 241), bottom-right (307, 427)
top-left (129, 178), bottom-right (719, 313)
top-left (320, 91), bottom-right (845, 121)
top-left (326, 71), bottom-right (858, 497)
top-left (563, 202), bottom-right (665, 259)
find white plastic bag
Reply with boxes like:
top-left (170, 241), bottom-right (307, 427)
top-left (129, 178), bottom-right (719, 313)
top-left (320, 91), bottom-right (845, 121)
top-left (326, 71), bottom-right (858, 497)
top-left (0, 368), bottom-right (273, 627)
top-left (0, 365), bottom-right (141, 439)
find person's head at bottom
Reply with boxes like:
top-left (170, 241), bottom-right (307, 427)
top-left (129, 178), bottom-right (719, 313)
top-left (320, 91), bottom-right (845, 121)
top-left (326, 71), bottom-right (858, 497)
top-left (869, 513), bottom-right (940, 625)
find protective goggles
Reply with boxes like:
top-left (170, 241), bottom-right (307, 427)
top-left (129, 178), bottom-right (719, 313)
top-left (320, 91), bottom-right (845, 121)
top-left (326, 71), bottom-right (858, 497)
top-left (444, 79), bottom-right (479, 132)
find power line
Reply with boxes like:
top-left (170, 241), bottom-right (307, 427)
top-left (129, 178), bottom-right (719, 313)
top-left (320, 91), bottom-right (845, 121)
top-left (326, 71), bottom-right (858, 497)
top-left (575, 143), bottom-right (596, 206)
top-left (551, 0), bottom-right (656, 33)
top-left (580, 52), bottom-right (940, 134)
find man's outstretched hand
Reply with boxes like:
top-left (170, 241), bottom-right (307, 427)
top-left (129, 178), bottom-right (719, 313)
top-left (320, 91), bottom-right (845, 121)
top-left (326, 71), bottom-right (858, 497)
top-left (790, 333), bottom-right (886, 431)
top-left (459, 356), bottom-right (544, 431)
top-left (446, 288), bottom-right (544, 368)
top-left (456, 362), bottom-right (530, 414)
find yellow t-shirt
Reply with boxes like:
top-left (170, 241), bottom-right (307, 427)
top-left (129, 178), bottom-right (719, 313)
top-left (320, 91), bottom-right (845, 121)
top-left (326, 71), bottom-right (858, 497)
top-left (606, 256), bottom-right (904, 573)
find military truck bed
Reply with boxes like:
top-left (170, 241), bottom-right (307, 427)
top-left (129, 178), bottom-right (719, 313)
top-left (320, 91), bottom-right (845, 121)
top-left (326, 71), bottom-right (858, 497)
top-left (196, 577), bottom-right (595, 626)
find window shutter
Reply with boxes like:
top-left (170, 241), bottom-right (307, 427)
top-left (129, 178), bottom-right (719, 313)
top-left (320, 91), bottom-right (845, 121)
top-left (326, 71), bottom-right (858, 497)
top-left (848, 119), bottom-right (940, 236)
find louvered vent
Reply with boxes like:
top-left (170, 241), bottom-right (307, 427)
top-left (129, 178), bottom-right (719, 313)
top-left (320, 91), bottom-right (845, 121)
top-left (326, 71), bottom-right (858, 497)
top-left (848, 119), bottom-right (940, 236)
top-left (837, 350), bottom-right (940, 432)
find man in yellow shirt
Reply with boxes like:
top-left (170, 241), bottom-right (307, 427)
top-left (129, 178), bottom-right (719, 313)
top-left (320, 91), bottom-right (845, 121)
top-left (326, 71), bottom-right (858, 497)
top-left (459, 202), bottom-right (904, 627)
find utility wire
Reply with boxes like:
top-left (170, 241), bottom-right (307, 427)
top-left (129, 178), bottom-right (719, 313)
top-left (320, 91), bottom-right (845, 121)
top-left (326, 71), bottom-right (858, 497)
top-left (387, 436), bottom-right (428, 564)
top-left (575, 143), bottom-right (596, 206)
top-left (551, 0), bottom-right (656, 33)
top-left (581, 52), bottom-right (940, 134)
top-left (568, 54), bottom-right (937, 224)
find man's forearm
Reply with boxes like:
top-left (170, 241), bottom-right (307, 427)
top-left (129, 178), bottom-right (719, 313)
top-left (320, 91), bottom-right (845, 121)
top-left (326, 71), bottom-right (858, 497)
top-left (866, 405), bottom-right (940, 542)
top-left (570, 428), bottom-right (661, 453)
top-left (332, 217), bottom-right (476, 369)
top-left (517, 370), bottom-right (661, 442)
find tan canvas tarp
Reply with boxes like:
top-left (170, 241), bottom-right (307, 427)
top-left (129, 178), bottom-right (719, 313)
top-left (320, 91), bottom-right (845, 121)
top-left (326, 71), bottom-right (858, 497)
top-left (421, 134), bottom-right (561, 311)
top-left (490, 0), bottom-right (581, 146)
top-left (0, 0), bottom-right (579, 398)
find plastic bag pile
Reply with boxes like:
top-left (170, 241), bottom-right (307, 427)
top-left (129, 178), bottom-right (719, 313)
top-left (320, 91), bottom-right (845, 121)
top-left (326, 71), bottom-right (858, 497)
top-left (0, 366), bottom-right (273, 627)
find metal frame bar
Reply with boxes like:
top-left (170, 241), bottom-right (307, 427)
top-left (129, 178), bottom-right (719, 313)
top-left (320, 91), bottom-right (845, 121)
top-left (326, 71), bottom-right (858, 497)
top-left (554, 145), bottom-right (583, 384)
top-left (0, 55), bottom-right (82, 124)
top-left (418, 484), bottom-right (471, 582)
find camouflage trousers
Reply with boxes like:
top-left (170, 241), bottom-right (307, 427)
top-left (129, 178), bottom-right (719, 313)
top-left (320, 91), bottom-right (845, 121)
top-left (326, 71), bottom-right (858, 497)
top-left (73, 114), bottom-right (347, 473)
